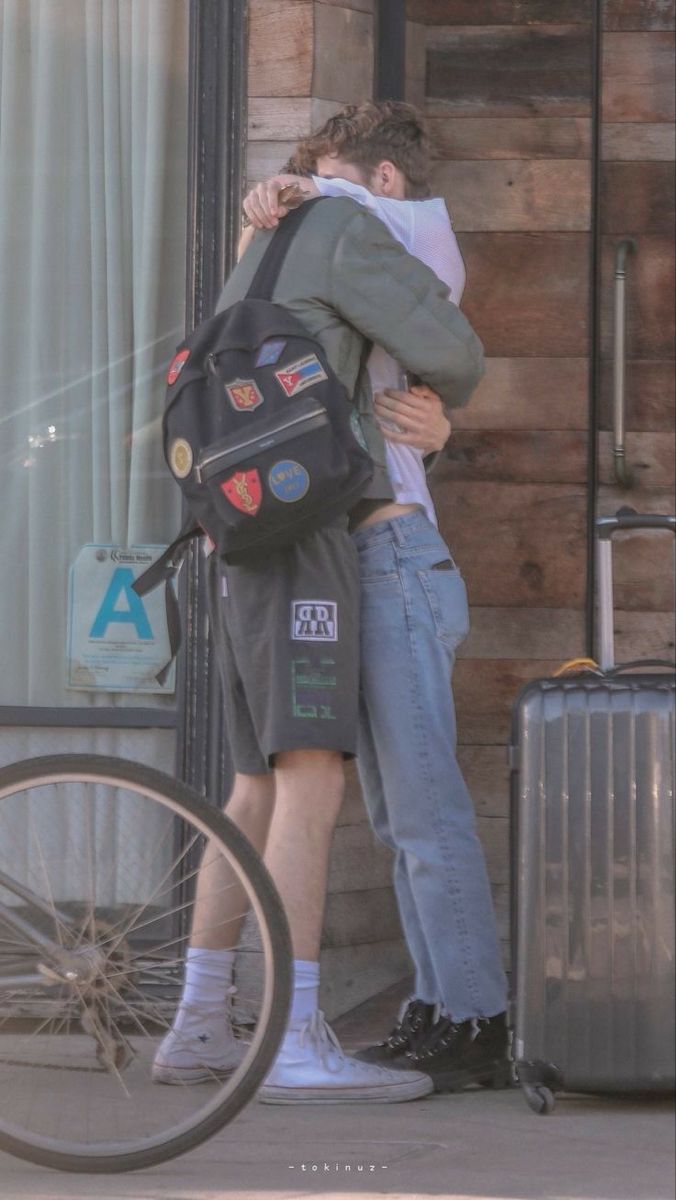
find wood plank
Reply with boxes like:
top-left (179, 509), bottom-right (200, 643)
top-left (248, 0), bottom-right (314, 98)
top-left (454, 659), bottom-right (564, 743)
top-left (327, 823), bottom-right (394, 893)
top-left (598, 431), bottom-right (676, 487)
top-left (317, 0), bottom-right (373, 11)
top-left (313, 2), bottom-right (374, 102)
top-left (602, 122), bottom-right (676, 160)
top-left (319, 941), bottom-right (411, 1019)
top-left (408, 1), bottom-right (591, 23)
top-left (405, 21), bottom-right (427, 108)
top-left (477, 817), bottom-right (510, 884)
top-left (322, 889), bottom-right (401, 949)
top-left (458, 233), bottom-right (589, 356)
top-left (434, 430), bottom-right (588, 483)
top-left (245, 141), bottom-right (299, 186)
top-left (597, 487), bottom-right (676, 610)
top-left (603, 0), bottom-right (676, 30)
top-left (598, 360), bottom-right (676, 431)
top-left (601, 162), bottom-right (675, 232)
top-left (613, 610), bottom-right (676, 660)
top-left (600, 234), bottom-right (676, 359)
top-left (459, 607), bottom-right (586, 659)
top-left (602, 32), bottom-right (676, 121)
top-left (457, 746), bottom-right (511, 818)
top-left (425, 26), bottom-right (593, 118)
top-left (451, 358), bottom-right (589, 431)
top-left (428, 116), bottom-right (591, 160)
top-left (435, 482), bottom-right (588, 606)
top-left (432, 160), bottom-right (590, 231)
top-left (247, 97), bottom-right (342, 141)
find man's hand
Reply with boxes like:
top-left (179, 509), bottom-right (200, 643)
top-left (375, 385), bottom-right (451, 454)
top-left (242, 175), bottom-right (319, 230)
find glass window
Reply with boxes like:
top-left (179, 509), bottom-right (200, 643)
top-left (0, 0), bottom-right (189, 711)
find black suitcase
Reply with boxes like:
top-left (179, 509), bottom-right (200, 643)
top-left (510, 511), bottom-right (675, 1113)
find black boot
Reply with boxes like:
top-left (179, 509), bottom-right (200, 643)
top-left (409, 1012), bottom-right (513, 1092)
top-left (353, 999), bottom-right (438, 1065)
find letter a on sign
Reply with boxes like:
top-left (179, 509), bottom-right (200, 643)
top-left (90, 567), bottom-right (153, 640)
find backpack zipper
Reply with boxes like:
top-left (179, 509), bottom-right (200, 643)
top-left (196, 402), bottom-right (328, 482)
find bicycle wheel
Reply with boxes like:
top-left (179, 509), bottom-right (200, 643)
top-left (0, 754), bottom-right (291, 1173)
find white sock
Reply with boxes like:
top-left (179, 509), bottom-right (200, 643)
top-left (180, 948), bottom-right (236, 1011)
top-left (287, 958), bottom-right (320, 1030)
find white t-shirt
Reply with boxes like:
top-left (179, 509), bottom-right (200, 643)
top-left (313, 174), bottom-right (466, 526)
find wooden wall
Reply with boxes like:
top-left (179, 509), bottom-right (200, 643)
top-left (404, 0), bottom-right (674, 978)
top-left (408, 1), bottom-right (595, 957)
top-left (246, 0), bottom-right (375, 187)
top-left (597, 0), bottom-right (675, 655)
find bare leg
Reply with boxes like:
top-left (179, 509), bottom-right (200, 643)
top-left (191, 771), bottom-right (275, 950)
top-left (264, 749), bottom-right (344, 961)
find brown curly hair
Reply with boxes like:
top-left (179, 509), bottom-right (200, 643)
top-left (294, 100), bottom-right (432, 199)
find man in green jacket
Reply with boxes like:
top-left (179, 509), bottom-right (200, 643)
top-left (153, 174), bottom-right (484, 1103)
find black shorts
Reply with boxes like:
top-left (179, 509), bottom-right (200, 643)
top-left (207, 520), bottom-right (360, 774)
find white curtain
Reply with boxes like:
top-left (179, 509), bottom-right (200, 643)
top-left (0, 0), bottom-right (188, 709)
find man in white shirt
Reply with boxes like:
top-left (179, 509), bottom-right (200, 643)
top-left (236, 102), bottom-right (510, 1095)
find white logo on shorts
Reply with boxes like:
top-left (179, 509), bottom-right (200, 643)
top-left (291, 601), bottom-right (338, 642)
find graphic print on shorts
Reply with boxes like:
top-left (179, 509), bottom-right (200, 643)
top-left (225, 379), bottom-right (264, 411)
top-left (220, 470), bottom-right (262, 516)
top-left (268, 460), bottom-right (310, 503)
top-left (274, 354), bottom-right (328, 397)
top-left (291, 658), bottom-right (337, 719)
top-left (291, 600), bottom-right (338, 642)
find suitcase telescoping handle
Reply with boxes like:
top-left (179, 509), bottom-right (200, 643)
top-left (596, 508), bottom-right (676, 670)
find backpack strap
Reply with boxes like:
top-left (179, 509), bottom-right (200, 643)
top-left (246, 197), bottom-right (325, 302)
top-left (131, 517), bottom-right (201, 686)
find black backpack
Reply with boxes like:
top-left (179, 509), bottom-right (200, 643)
top-left (133, 198), bottom-right (373, 681)
top-left (164, 198), bottom-right (372, 563)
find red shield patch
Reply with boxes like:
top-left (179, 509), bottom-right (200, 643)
top-left (220, 470), bottom-right (262, 516)
top-left (225, 380), bottom-right (264, 411)
top-left (167, 349), bottom-right (190, 385)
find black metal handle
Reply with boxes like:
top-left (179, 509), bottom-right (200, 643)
top-left (597, 507), bottom-right (676, 540)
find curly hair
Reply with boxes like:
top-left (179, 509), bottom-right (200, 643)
top-left (294, 100), bottom-right (432, 199)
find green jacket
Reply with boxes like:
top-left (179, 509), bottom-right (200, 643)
top-left (217, 196), bottom-right (484, 500)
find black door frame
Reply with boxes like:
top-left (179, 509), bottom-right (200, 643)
top-left (179, 0), bottom-right (248, 804)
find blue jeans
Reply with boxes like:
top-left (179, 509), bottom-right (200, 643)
top-left (352, 510), bottom-right (508, 1021)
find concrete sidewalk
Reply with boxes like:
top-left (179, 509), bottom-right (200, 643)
top-left (1, 984), bottom-right (674, 1200)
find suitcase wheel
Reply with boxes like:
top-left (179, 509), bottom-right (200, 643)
top-left (523, 1084), bottom-right (555, 1115)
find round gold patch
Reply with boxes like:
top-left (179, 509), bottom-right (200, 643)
top-left (169, 438), bottom-right (193, 479)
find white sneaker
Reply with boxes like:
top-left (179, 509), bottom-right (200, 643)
top-left (258, 1010), bottom-right (434, 1104)
top-left (152, 1003), bottom-right (248, 1085)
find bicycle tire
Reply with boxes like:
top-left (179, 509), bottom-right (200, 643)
top-left (0, 754), bottom-right (292, 1173)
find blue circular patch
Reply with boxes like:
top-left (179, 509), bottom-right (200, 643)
top-left (268, 459), bottom-right (310, 503)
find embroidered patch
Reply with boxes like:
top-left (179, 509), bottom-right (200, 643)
top-left (268, 459), bottom-right (310, 503)
top-left (168, 438), bottom-right (193, 479)
top-left (275, 354), bottom-right (328, 397)
top-left (350, 410), bottom-right (368, 451)
top-left (225, 379), bottom-right (264, 411)
top-left (291, 601), bottom-right (338, 642)
top-left (220, 470), bottom-right (262, 516)
top-left (167, 348), bottom-right (190, 385)
top-left (255, 338), bottom-right (287, 367)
